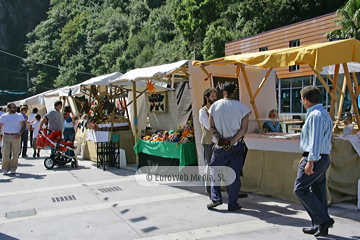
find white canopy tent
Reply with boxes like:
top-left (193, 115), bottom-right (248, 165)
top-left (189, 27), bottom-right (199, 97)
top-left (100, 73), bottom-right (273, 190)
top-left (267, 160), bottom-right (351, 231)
top-left (110, 60), bottom-right (190, 145)
top-left (111, 60), bottom-right (188, 85)
top-left (320, 62), bottom-right (360, 75)
top-left (12, 89), bottom-right (58, 117)
top-left (42, 72), bottom-right (124, 114)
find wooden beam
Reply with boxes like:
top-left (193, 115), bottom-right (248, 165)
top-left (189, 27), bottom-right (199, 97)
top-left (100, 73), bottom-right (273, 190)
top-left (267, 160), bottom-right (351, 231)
top-left (337, 73), bottom-right (347, 123)
top-left (126, 88), bottom-right (148, 107)
top-left (253, 68), bottom-right (273, 101)
top-left (343, 63), bottom-right (360, 130)
top-left (310, 66), bottom-right (336, 100)
top-left (326, 76), bottom-right (345, 97)
top-left (181, 69), bottom-right (189, 77)
top-left (240, 64), bottom-right (262, 129)
top-left (199, 66), bottom-right (211, 79)
top-left (328, 64), bottom-right (339, 120)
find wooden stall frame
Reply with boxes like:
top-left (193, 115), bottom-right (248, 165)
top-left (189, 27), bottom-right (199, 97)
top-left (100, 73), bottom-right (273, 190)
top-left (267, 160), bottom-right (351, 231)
top-left (195, 39), bottom-right (360, 131)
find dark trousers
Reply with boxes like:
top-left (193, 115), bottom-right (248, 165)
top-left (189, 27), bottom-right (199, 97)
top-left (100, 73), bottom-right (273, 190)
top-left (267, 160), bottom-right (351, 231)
top-left (20, 130), bottom-right (28, 156)
top-left (210, 142), bottom-right (244, 210)
top-left (29, 130), bottom-right (33, 147)
top-left (203, 143), bottom-right (214, 194)
top-left (294, 154), bottom-right (331, 225)
top-left (63, 128), bottom-right (75, 157)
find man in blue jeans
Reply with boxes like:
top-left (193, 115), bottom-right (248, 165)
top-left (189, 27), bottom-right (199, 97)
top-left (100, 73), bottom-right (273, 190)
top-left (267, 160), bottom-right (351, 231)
top-left (207, 82), bottom-right (251, 211)
top-left (294, 86), bottom-right (334, 237)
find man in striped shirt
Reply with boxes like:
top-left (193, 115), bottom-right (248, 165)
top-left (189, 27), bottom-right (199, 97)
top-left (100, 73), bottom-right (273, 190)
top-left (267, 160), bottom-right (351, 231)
top-left (294, 86), bottom-right (334, 237)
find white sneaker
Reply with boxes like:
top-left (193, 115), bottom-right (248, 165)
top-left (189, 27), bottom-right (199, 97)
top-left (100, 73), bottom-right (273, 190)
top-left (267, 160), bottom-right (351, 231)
top-left (10, 170), bottom-right (16, 174)
top-left (2, 171), bottom-right (8, 175)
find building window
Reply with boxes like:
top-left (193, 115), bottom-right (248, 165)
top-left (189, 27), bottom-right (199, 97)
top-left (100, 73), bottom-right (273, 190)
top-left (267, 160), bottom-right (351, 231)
top-left (289, 40), bottom-right (300, 71)
top-left (259, 47), bottom-right (268, 52)
top-left (277, 75), bottom-right (333, 113)
top-left (235, 52), bottom-right (241, 55)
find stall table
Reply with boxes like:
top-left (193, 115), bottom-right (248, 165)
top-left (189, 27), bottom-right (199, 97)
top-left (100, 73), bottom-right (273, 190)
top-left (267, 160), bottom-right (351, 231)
top-left (133, 140), bottom-right (197, 171)
top-left (242, 135), bottom-right (360, 204)
top-left (82, 130), bottom-right (136, 164)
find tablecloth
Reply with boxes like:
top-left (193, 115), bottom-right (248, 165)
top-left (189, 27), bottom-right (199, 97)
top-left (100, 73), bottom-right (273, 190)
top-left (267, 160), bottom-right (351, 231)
top-left (133, 140), bottom-right (197, 170)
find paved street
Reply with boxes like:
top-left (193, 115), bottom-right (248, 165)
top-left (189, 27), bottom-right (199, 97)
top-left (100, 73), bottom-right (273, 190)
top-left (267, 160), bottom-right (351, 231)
top-left (0, 149), bottom-right (359, 240)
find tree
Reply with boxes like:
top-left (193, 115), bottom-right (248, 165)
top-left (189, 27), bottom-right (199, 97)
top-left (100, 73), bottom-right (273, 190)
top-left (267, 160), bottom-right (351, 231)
top-left (327, 0), bottom-right (360, 40)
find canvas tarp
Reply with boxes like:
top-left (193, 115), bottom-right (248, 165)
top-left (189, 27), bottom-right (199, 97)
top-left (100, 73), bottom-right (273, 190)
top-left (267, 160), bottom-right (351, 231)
top-left (111, 60), bottom-right (189, 84)
top-left (193, 38), bottom-right (360, 72)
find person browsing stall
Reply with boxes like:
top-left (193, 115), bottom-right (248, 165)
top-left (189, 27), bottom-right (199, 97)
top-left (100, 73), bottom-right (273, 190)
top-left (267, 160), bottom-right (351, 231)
top-left (262, 109), bottom-right (282, 133)
top-left (0, 103), bottom-right (26, 175)
top-left (294, 86), bottom-right (334, 237)
top-left (199, 88), bottom-right (217, 196)
top-left (40, 100), bottom-right (63, 154)
top-left (63, 106), bottom-right (76, 157)
top-left (207, 82), bottom-right (251, 211)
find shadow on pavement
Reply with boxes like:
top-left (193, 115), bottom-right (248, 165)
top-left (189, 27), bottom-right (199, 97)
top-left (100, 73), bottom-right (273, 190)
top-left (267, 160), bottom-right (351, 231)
top-left (17, 163), bottom-right (34, 167)
top-left (0, 233), bottom-right (19, 240)
top-left (8, 173), bottom-right (46, 180)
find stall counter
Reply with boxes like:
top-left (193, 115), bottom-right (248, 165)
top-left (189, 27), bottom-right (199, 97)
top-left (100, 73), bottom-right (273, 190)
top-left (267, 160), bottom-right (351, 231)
top-left (83, 130), bottom-right (136, 164)
top-left (241, 136), bottom-right (360, 204)
top-left (133, 140), bottom-right (197, 170)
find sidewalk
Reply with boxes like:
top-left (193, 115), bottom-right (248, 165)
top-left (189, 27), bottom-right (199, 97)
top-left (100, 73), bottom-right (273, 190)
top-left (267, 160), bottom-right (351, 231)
top-left (0, 148), bottom-right (359, 240)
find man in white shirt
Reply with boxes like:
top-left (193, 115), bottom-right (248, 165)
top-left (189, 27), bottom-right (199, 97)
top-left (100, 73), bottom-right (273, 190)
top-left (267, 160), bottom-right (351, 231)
top-left (0, 103), bottom-right (26, 175)
top-left (207, 82), bottom-right (251, 211)
top-left (199, 88), bottom-right (217, 195)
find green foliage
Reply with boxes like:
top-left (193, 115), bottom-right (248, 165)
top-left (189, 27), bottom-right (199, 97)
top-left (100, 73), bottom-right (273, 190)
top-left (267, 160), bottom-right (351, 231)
top-left (327, 0), bottom-right (360, 40)
top-left (18, 0), bottom-right (348, 93)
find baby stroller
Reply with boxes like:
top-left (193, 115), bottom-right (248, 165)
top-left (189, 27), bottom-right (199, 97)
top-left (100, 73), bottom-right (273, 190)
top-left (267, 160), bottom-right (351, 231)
top-left (37, 129), bottom-right (78, 169)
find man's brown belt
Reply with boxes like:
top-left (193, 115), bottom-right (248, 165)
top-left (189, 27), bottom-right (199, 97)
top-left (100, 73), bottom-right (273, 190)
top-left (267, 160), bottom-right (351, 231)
top-left (4, 133), bottom-right (18, 135)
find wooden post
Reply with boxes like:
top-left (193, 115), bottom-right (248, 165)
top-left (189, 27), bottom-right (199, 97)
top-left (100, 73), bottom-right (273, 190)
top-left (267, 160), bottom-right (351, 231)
top-left (120, 87), bottom-right (132, 133)
top-left (328, 64), bottom-right (340, 120)
top-left (337, 71), bottom-right (348, 123)
top-left (352, 72), bottom-right (359, 104)
top-left (343, 63), bottom-right (360, 129)
top-left (132, 81), bottom-right (139, 165)
top-left (240, 64), bottom-right (262, 129)
top-left (110, 86), bottom-right (115, 133)
top-left (132, 81), bottom-right (138, 143)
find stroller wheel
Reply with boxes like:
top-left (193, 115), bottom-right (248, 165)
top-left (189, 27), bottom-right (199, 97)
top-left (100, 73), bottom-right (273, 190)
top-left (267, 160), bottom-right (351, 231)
top-left (74, 160), bottom-right (78, 168)
top-left (71, 162), bottom-right (75, 168)
top-left (44, 157), bottom-right (55, 169)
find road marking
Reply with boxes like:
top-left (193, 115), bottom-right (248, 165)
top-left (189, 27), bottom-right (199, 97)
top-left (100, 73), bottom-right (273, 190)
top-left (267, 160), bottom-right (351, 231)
top-left (0, 175), bottom-right (136, 197)
top-left (0, 192), bottom-right (200, 224)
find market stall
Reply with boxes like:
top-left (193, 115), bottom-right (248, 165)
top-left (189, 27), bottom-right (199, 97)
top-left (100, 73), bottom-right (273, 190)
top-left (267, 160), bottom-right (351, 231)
top-left (192, 38), bottom-right (360, 204)
top-left (110, 60), bottom-right (196, 168)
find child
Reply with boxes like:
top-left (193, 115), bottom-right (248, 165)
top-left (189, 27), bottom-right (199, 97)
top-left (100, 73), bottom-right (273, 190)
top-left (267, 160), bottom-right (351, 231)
top-left (31, 114), bottom-right (43, 157)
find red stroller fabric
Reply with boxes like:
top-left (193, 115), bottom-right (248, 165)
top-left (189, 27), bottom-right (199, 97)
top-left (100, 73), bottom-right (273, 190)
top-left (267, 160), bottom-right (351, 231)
top-left (36, 129), bottom-right (63, 148)
top-left (36, 133), bottom-right (47, 148)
